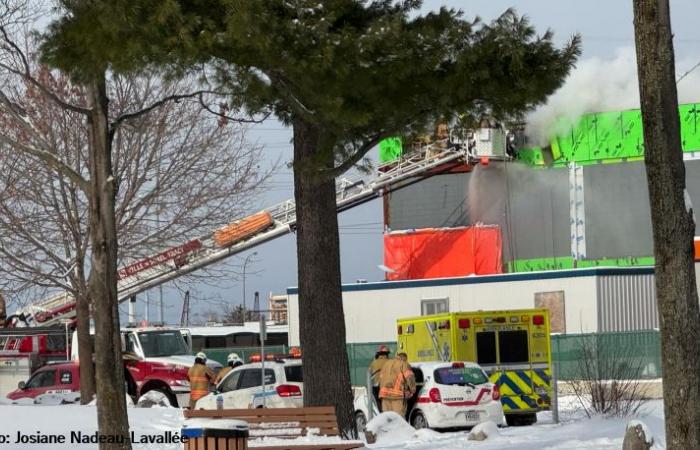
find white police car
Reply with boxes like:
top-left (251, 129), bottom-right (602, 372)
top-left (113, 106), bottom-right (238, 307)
top-left (194, 356), bottom-right (303, 409)
top-left (355, 361), bottom-right (504, 430)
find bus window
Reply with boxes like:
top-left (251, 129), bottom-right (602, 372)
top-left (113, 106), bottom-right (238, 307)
top-left (191, 336), bottom-right (205, 350)
top-left (205, 336), bottom-right (227, 348)
top-left (264, 332), bottom-right (288, 346)
top-left (476, 331), bottom-right (497, 365)
top-left (498, 330), bottom-right (529, 363)
top-left (233, 333), bottom-right (257, 346)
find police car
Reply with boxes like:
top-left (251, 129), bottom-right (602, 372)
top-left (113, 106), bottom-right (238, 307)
top-left (354, 361), bottom-right (504, 430)
top-left (194, 354), bottom-right (303, 409)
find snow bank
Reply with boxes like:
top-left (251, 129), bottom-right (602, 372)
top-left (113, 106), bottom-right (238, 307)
top-left (87, 394), bottom-right (134, 407)
top-left (136, 390), bottom-right (173, 408)
top-left (365, 412), bottom-right (415, 445)
top-left (34, 392), bottom-right (81, 405)
top-left (0, 396), bottom-right (668, 450)
top-left (467, 420), bottom-right (499, 441)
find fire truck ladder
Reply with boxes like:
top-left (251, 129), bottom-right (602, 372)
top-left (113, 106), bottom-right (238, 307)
top-left (22, 145), bottom-right (468, 326)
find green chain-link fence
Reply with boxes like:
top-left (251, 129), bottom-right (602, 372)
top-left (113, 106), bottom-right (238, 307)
top-left (551, 330), bottom-right (661, 380)
top-left (198, 331), bottom-right (662, 385)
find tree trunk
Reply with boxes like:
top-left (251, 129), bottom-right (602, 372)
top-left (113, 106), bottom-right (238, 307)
top-left (86, 75), bottom-right (131, 450)
top-left (293, 117), bottom-right (356, 438)
top-left (633, 1), bottom-right (700, 448)
top-left (76, 288), bottom-right (95, 405)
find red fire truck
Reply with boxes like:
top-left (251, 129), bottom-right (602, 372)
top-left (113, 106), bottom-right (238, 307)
top-left (1, 326), bottom-right (220, 406)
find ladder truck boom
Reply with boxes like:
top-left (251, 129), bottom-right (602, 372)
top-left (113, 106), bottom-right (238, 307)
top-left (12, 145), bottom-right (468, 327)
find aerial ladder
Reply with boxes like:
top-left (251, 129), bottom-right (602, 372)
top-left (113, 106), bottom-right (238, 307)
top-left (12, 144), bottom-right (471, 327)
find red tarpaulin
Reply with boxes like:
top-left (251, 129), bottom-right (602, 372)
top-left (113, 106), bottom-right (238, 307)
top-left (383, 226), bottom-right (502, 280)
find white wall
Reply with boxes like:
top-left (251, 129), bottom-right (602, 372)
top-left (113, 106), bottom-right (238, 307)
top-left (287, 272), bottom-right (599, 345)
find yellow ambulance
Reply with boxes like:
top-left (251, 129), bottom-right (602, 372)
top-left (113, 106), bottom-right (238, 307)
top-left (396, 308), bottom-right (551, 426)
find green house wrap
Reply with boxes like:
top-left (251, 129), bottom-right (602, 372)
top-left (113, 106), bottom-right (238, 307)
top-left (379, 137), bottom-right (403, 163)
top-left (519, 102), bottom-right (700, 166)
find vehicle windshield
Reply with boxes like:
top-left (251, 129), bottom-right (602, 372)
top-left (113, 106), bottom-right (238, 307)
top-left (434, 366), bottom-right (488, 386)
top-left (137, 331), bottom-right (190, 357)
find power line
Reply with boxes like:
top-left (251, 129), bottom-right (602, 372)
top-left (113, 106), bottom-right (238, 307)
top-left (677, 60), bottom-right (700, 84)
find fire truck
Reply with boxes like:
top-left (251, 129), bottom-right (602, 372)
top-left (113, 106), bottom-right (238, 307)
top-left (397, 309), bottom-right (552, 426)
top-left (70, 326), bottom-right (221, 406)
top-left (1, 141), bottom-right (482, 401)
top-left (0, 327), bottom-right (70, 398)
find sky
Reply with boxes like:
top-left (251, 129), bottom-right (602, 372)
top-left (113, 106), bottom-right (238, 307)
top-left (129, 0), bottom-right (700, 325)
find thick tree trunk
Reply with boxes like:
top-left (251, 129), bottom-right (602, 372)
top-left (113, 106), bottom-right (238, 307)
top-left (293, 117), bottom-right (356, 438)
top-left (76, 287), bottom-right (95, 404)
top-left (633, 1), bottom-right (700, 448)
top-left (86, 75), bottom-right (131, 450)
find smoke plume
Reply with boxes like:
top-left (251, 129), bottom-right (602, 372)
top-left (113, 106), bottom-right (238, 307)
top-left (525, 47), bottom-right (700, 146)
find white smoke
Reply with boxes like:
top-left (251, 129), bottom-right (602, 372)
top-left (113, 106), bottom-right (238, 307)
top-left (525, 47), bottom-right (700, 146)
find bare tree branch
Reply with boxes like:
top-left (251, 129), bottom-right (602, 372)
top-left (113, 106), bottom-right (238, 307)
top-left (0, 26), bottom-right (90, 115)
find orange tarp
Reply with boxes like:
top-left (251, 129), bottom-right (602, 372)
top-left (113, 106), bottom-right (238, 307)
top-left (214, 211), bottom-right (273, 247)
top-left (383, 226), bottom-right (502, 280)
top-left (695, 237), bottom-right (700, 261)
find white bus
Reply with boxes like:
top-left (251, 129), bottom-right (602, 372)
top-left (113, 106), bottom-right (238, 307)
top-left (187, 323), bottom-right (289, 351)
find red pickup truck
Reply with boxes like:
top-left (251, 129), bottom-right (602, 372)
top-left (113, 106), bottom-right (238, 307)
top-left (6, 358), bottom-right (191, 404)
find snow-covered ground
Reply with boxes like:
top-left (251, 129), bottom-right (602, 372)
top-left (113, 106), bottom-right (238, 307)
top-left (0, 396), bottom-right (665, 449)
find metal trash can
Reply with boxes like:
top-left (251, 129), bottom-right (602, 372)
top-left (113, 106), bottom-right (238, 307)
top-left (181, 418), bottom-right (249, 450)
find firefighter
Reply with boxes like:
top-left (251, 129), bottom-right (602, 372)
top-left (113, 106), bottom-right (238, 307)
top-left (188, 351), bottom-right (215, 409)
top-left (378, 352), bottom-right (416, 418)
top-left (368, 345), bottom-right (391, 412)
top-left (214, 353), bottom-right (243, 384)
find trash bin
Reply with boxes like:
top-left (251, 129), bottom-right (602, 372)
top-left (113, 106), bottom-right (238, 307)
top-left (181, 418), bottom-right (249, 450)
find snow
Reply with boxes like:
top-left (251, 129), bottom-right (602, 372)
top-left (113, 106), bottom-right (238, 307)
top-left (136, 390), bottom-right (173, 408)
top-left (0, 396), bottom-right (668, 449)
top-left (365, 412), bottom-right (416, 444)
top-left (467, 420), bottom-right (499, 440)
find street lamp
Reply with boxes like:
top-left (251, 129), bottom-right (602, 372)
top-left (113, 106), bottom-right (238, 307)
top-left (242, 252), bottom-right (258, 323)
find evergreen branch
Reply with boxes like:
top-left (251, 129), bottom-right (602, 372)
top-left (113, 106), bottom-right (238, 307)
top-left (268, 71), bottom-right (316, 118)
top-left (321, 133), bottom-right (388, 179)
top-left (197, 93), bottom-right (272, 124)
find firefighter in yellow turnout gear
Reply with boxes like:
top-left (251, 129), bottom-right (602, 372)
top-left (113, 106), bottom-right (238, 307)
top-left (188, 352), bottom-right (215, 409)
top-left (214, 353), bottom-right (244, 385)
top-left (378, 352), bottom-right (416, 418)
top-left (368, 345), bottom-right (391, 411)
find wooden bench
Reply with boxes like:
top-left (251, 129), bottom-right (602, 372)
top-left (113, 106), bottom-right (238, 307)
top-left (184, 406), bottom-right (365, 450)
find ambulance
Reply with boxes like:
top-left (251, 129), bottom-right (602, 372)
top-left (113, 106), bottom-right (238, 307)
top-left (397, 308), bottom-right (551, 426)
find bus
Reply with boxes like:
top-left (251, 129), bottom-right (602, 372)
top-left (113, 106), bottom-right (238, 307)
top-left (187, 323), bottom-right (289, 352)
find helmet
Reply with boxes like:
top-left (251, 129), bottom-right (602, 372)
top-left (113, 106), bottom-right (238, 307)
top-left (195, 351), bottom-right (207, 360)
top-left (377, 345), bottom-right (390, 354)
top-left (227, 353), bottom-right (242, 364)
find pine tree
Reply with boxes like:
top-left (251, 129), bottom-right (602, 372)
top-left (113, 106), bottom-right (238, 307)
top-left (42, 0), bottom-right (580, 437)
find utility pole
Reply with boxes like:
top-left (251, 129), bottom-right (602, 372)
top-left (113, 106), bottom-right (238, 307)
top-left (242, 252), bottom-right (257, 323)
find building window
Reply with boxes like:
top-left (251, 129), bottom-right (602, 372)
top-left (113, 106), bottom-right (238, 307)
top-left (421, 298), bottom-right (448, 316)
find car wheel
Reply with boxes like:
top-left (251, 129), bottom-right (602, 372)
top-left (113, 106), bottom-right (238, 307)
top-left (355, 411), bottom-right (367, 433)
top-left (411, 411), bottom-right (429, 429)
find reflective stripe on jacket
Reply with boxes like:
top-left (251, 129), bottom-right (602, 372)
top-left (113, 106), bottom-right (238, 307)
top-left (188, 363), bottom-right (215, 401)
top-left (378, 358), bottom-right (416, 399)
